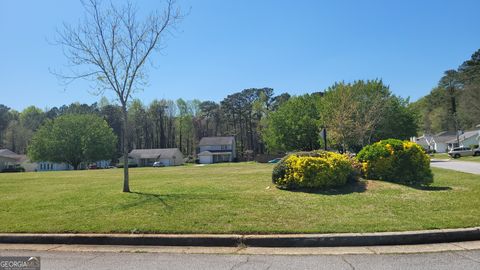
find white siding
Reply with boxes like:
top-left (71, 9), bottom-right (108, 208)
top-left (38, 162), bottom-right (72, 171)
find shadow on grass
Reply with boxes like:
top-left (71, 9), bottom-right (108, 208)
top-left (120, 191), bottom-right (172, 210)
top-left (286, 180), bottom-right (368, 195)
top-left (430, 159), bottom-right (450, 163)
top-left (404, 185), bottom-right (452, 191)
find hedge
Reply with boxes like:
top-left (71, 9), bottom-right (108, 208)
top-left (356, 139), bottom-right (433, 185)
top-left (272, 151), bottom-right (358, 190)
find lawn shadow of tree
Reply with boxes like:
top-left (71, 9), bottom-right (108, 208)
top-left (368, 179), bottom-right (452, 191)
top-left (286, 180), bottom-right (367, 195)
top-left (120, 191), bottom-right (173, 210)
top-left (404, 184), bottom-right (452, 191)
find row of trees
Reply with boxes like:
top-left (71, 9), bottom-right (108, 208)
top-left (0, 87), bottom-right (291, 159)
top-left (411, 49), bottom-right (480, 134)
top-left (1, 81), bottom-right (419, 160)
top-left (263, 80), bottom-right (418, 153)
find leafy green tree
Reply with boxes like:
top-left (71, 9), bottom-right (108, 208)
top-left (319, 80), bottom-right (391, 151)
top-left (28, 114), bottom-right (117, 170)
top-left (263, 94), bottom-right (320, 152)
top-left (20, 106), bottom-right (46, 131)
top-left (4, 110), bottom-right (32, 154)
top-left (148, 99), bottom-right (168, 148)
top-left (374, 96), bottom-right (418, 141)
top-left (413, 49), bottom-right (480, 133)
top-left (199, 101), bottom-right (221, 136)
top-left (459, 82), bottom-right (480, 127)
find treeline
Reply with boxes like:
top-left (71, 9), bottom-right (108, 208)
top-left (263, 80), bottom-right (418, 152)
top-left (411, 49), bottom-right (480, 134)
top-left (0, 88), bottom-right (292, 160)
top-left (1, 81), bottom-right (419, 158)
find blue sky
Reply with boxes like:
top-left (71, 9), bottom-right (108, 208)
top-left (1, 0), bottom-right (479, 111)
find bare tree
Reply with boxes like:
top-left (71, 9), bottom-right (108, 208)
top-left (56, 0), bottom-right (182, 192)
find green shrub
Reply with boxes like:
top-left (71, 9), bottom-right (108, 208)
top-left (356, 139), bottom-right (433, 185)
top-left (272, 150), bottom-right (357, 190)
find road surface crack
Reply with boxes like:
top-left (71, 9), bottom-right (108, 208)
top-left (340, 255), bottom-right (356, 270)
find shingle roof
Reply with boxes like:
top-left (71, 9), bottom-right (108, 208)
top-left (0, 149), bottom-right (23, 162)
top-left (198, 136), bottom-right (235, 146)
top-left (129, 148), bottom-right (181, 159)
top-left (432, 131), bottom-right (458, 143)
top-left (445, 130), bottom-right (479, 144)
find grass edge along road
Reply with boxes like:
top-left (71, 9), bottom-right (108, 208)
top-left (431, 153), bottom-right (480, 162)
top-left (0, 163), bottom-right (479, 234)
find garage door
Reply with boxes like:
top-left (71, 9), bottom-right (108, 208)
top-left (199, 156), bottom-right (212, 164)
top-left (159, 159), bottom-right (170, 166)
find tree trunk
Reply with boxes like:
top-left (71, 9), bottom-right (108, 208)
top-left (122, 107), bottom-right (130, 193)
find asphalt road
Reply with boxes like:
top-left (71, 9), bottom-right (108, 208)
top-left (431, 160), bottom-right (480, 174)
top-left (1, 249), bottom-right (480, 270)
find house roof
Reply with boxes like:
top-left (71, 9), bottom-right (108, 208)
top-left (445, 130), bottom-right (479, 144)
top-left (198, 151), bottom-right (233, 156)
top-left (432, 131), bottom-right (458, 143)
top-left (129, 148), bottom-right (181, 159)
top-left (0, 149), bottom-right (24, 162)
top-left (198, 136), bottom-right (235, 146)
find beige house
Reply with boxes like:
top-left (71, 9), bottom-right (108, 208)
top-left (128, 148), bottom-right (184, 167)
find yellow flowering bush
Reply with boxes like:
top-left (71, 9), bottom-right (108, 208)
top-left (356, 139), bottom-right (433, 185)
top-left (272, 151), bottom-right (357, 190)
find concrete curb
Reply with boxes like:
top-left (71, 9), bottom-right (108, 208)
top-left (1, 227), bottom-right (480, 247)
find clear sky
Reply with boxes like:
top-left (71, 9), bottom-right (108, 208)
top-left (1, 0), bottom-right (479, 111)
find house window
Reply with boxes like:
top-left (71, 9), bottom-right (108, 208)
top-left (221, 145), bottom-right (228, 150)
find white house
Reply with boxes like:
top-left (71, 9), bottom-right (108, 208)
top-left (128, 148), bottom-right (184, 167)
top-left (37, 162), bottom-right (73, 171)
top-left (197, 136), bottom-right (236, 164)
top-left (411, 135), bottom-right (432, 151)
top-left (446, 130), bottom-right (480, 149)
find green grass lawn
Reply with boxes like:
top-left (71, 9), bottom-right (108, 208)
top-left (431, 153), bottom-right (480, 162)
top-left (1, 163), bottom-right (480, 234)
top-left (458, 156), bottom-right (480, 162)
top-left (430, 153), bottom-right (450, 160)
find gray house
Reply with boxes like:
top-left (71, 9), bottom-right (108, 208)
top-left (197, 136), bottom-right (236, 164)
top-left (128, 148), bottom-right (184, 167)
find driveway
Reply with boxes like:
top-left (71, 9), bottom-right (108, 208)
top-left (431, 160), bottom-right (480, 175)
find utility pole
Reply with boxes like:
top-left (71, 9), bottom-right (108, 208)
top-left (320, 128), bottom-right (327, 151)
